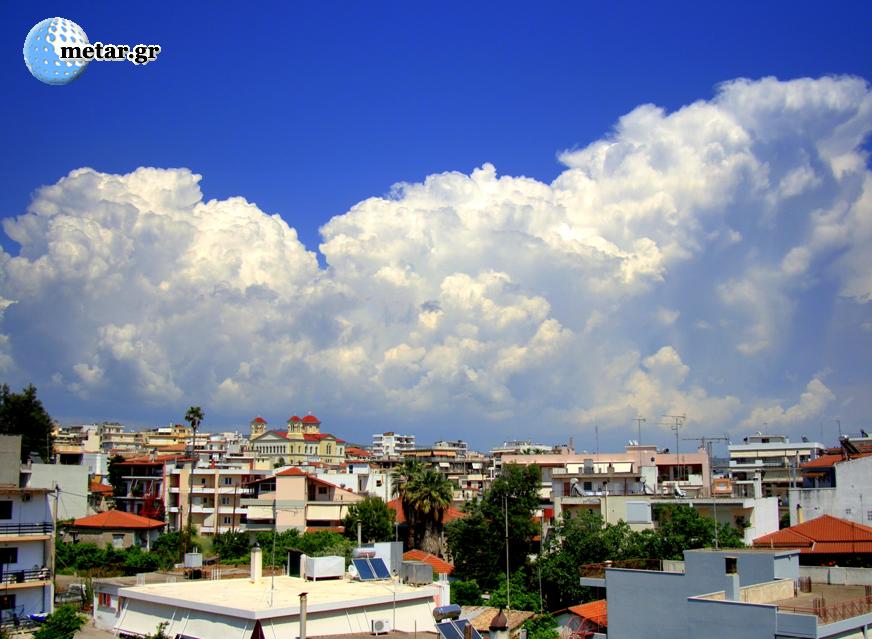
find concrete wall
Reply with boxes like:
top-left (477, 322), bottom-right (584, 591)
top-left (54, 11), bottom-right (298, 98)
top-left (0, 436), bottom-right (21, 486)
top-left (0, 492), bottom-right (52, 525)
top-left (790, 455), bottom-right (872, 526)
top-left (686, 599), bottom-right (777, 639)
top-left (800, 566), bottom-right (872, 585)
top-left (28, 464), bottom-right (89, 520)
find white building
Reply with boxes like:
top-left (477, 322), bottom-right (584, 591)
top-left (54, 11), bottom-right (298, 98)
top-left (372, 432), bottom-right (416, 457)
top-left (24, 463), bottom-right (89, 520)
top-left (107, 548), bottom-right (448, 637)
top-left (789, 452), bottom-right (872, 526)
top-left (0, 436), bottom-right (54, 624)
top-left (433, 440), bottom-right (470, 458)
top-left (728, 434), bottom-right (824, 501)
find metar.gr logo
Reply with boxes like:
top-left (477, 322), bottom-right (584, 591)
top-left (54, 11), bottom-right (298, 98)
top-left (23, 17), bottom-right (162, 86)
top-left (23, 17), bottom-right (90, 85)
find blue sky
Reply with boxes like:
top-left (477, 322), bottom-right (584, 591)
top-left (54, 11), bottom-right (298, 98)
top-left (1, 2), bottom-right (871, 452)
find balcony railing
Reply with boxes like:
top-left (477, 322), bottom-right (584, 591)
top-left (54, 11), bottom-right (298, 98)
top-left (779, 594), bottom-right (872, 624)
top-left (0, 522), bottom-right (52, 536)
top-left (0, 568), bottom-right (51, 584)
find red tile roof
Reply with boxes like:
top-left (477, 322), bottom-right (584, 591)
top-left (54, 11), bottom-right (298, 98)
top-left (89, 481), bottom-right (113, 495)
top-left (403, 549), bottom-right (454, 575)
top-left (346, 447), bottom-right (372, 457)
top-left (753, 515), bottom-right (872, 554)
top-left (302, 415), bottom-right (321, 424)
top-left (802, 452), bottom-right (872, 469)
top-left (253, 417), bottom-right (267, 424)
top-left (289, 415), bottom-right (301, 422)
top-left (116, 454), bottom-right (191, 465)
top-left (568, 600), bottom-right (608, 627)
top-left (387, 499), bottom-right (466, 525)
top-left (73, 510), bottom-right (166, 530)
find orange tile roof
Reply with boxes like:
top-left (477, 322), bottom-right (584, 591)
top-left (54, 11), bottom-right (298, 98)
top-left (403, 549), bottom-right (454, 575)
top-left (387, 498), bottom-right (466, 525)
top-left (802, 452), bottom-right (872, 469)
top-left (73, 510), bottom-right (166, 530)
top-left (753, 515), bottom-right (872, 554)
top-left (89, 481), bottom-right (113, 494)
top-left (568, 599), bottom-right (608, 627)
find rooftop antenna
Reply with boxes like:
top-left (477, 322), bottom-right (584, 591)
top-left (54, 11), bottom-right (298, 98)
top-left (663, 415), bottom-right (686, 480)
top-left (633, 417), bottom-right (646, 471)
top-left (595, 424), bottom-right (599, 457)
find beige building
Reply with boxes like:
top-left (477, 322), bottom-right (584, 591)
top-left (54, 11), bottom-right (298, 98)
top-left (166, 464), bottom-right (269, 535)
top-left (242, 468), bottom-right (363, 532)
top-left (250, 414), bottom-right (347, 467)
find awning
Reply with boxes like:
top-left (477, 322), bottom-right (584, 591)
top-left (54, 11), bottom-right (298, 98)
top-left (116, 600), bottom-right (174, 637)
top-left (170, 609), bottom-right (251, 639)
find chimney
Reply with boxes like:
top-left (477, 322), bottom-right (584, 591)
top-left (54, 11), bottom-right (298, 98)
top-left (724, 556), bottom-right (739, 601)
top-left (489, 608), bottom-right (509, 639)
top-left (250, 543), bottom-right (263, 584)
top-left (299, 592), bottom-right (308, 639)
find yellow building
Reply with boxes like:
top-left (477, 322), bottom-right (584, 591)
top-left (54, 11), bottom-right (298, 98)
top-left (250, 414), bottom-right (347, 466)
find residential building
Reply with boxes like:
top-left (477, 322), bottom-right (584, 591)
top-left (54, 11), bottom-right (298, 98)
top-left (789, 450), bottom-right (872, 526)
top-left (166, 463), bottom-right (268, 535)
top-left (490, 440), bottom-right (552, 460)
top-left (250, 414), bottom-right (347, 466)
top-left (580, 548), bottom-right (872, 638)
top-left (372, 432), bottom-right (416, 457)
top-left (728, 434), bottom-right (825, 502)
top-left (753, 514), bottom-right (872, 565)
top-left (242, 468), bottom-right (364, 532)
top-left (92, 573), bottom-right (175, 632)
top-left (315, 465), bottom-right (394, 502)
top-left (112, 454), bottom-right (188, 520)
top-left (432, 440), bottom-right (470, 458)
top-left (105, 547), bottom-right (447, 637)
top-left (98, 423), bottom-right (140, 453)
top-left (63, 510), bottom-right (165, 550)
top-left (0, 435), bottom-right (54, 624)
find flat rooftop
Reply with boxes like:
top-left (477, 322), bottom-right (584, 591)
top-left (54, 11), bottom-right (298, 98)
top-left (119, 575), bottom-right (438, 619)
top-left (773, 584), bottom-right (872, 624)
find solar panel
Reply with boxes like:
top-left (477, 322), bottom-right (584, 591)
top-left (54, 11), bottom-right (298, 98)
top-left (370, 557), bottom-right (391, 579)
top-left (436, 621), bottom-right (463, 639)
top-left (455, 619), bottom-right (482, 639)
top-left (353, 558), bottom-right (375, 580)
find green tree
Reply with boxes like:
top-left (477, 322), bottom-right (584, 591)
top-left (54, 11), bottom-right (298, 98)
top-left (144, 622), bottom-right (170, 639)
top-left (33, 605), bottom-right (85, 639)
top-left (342, 496), bottom-right (395, 543)
top-left (152, 529), bottom-right (201, 569)
top-left (488, 568), bottom-right (542, 612)
top-left (213, 530), bottom-right (251, 563)
top-left (107, 454), bottom-right (127, 497)
top-left (650, 504), bottom-right (744, 559)
top-left (405, 469), bottom-right (453, 554)
top-left (523, 614), bottom-right (559, 639)
top-left (450, 579), bottom-right (483, 606)
top-left (447, 464), bottom-right (540, 588)
top-left (0, 384), bottom-right (54, 462)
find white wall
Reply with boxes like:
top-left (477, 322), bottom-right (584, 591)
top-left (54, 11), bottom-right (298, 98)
top-left (789, 455), bottom-right (872, 526)
top-left (28, 464), bottom-right (89, 520)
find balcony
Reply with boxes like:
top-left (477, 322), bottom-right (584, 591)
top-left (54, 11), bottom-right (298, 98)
top-left (0, 568), bottom-right (51, 589)
top-left (0, 522), bottom-right (53, 539)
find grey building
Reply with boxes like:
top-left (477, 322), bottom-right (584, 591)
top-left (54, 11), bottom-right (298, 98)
top-left (582, 548), bottom-right (872, 638)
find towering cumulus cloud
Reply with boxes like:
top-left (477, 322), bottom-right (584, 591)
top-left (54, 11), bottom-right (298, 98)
top-left (1, 76), bottom-right (870, 441)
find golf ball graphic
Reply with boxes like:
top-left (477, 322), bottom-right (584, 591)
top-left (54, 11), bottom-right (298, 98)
top-left (23, 18), bottom-right (90, 85)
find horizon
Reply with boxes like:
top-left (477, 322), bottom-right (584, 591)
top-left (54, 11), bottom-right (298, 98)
top-left (3, 2), bottom-right (872, 453)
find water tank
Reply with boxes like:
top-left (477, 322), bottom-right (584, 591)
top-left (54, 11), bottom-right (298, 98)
top-left (401, 561), bottom-right (433, 585)
top-left (433, 604), bottom-right (462, 621)
top-left (184, 552), bottom-right (203, 569)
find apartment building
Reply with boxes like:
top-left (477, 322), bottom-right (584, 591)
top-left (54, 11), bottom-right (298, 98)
top-left (112, 454), bottom-right (187, 520)
top-left (728, 434), bottom-right (825, 502)
top-left (371, 432), bottom-right (416, 457)
top-left (166, 463), bottom-right (269, 535)
top-left (432, 439), bottom-right (470, 458)
top-left (789, 445), bottom-right (872, 526)
top-left (580, 548), bottom-right (872, 638)
top-left (0, 436), bottom-right (53, 625)
top-left (242, 468), bottom-right (363, 532)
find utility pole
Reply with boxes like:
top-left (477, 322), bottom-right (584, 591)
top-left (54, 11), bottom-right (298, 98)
top-left (663, 415), bottom-right (686, 481)
top-left (504, 494), bottom-right (510, 610)
top-left (49, 483), bottom-right (59, 603)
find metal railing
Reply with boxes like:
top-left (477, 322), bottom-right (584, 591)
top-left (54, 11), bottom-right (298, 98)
top-left (0, 522), bottom-right (52, 535)
top-left (0, 568), bottom-right (51, 584)
top-left (779, 594), bottom-right (872, 624)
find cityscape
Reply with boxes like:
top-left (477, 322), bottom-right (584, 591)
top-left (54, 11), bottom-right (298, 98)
top-left (4, 1), bottom-right (872, 639)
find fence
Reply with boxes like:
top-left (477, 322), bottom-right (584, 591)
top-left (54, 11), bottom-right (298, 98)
top-left (579, 559), bottom-right (664, 578)
top-left (779, 591), bottom-right (872, 624)
top-left (0, 568), bottom-right (51, 584)
top-left (0, 522), bottom-right (52, 535)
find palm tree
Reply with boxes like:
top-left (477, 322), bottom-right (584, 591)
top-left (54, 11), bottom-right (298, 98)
top-left (391, 460), bottom-right (424, 546)
top-left (183, 406), bottom-right (204, 534)
top-left (406, 469), bottom-right (454, 555)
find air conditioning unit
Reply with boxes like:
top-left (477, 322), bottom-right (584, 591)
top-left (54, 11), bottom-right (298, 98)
top-left (371, 618), bottom-right (392, 635)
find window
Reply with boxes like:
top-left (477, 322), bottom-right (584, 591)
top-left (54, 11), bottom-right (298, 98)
top-left (223, 477), bottom-right (233, 485)
top-left (867, 510), bottom-right (872, 522)
top-left (0, 594), bottom-right (14, 611)
top-left (223, 516), bottom-right (231, 525)
top-left (0, 548), bottom-right (17, 565)
top-left (318, 486), bottom-right (328, 495)
top-left (112, 534), bottom-right (124, 549)
top-left (0, 502), bottom-right (11, 520)
top-left (98, 593), bottom-right (112, 608)
top-left (845, 507), bottom-right (853, 515)
top-left (221, 497), bottom-right (230, 505)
